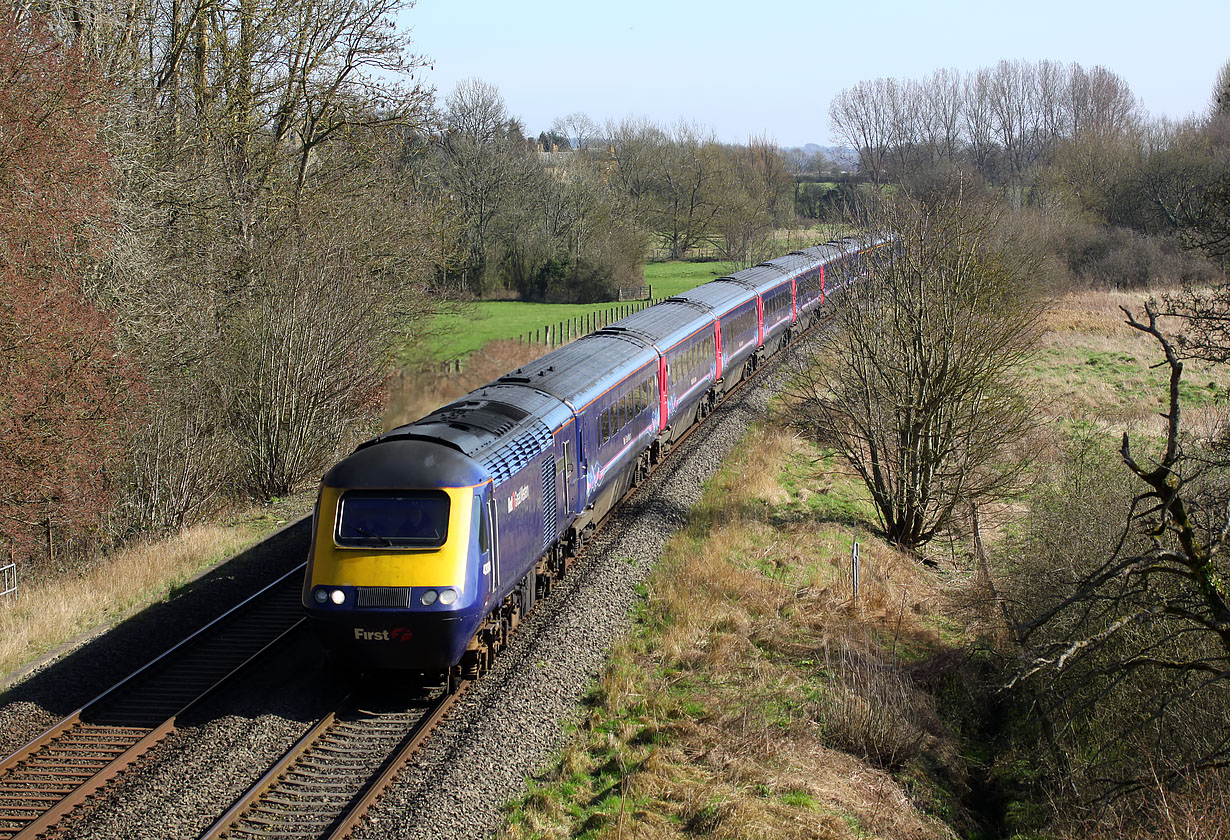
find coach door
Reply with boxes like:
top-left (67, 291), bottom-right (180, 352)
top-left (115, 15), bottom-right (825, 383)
top-left (558, 440), bottom-right (574, 515)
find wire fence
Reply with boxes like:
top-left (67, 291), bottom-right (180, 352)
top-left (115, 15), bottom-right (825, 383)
top-left (1, 562), bottom-right (15, 603)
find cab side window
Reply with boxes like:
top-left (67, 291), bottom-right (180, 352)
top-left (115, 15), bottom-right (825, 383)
top-left (474, 494), bottom-right (489, 553)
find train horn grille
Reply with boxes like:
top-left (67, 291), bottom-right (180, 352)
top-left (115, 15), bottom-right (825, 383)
top-left (355, 587), bottom-right (416, 608)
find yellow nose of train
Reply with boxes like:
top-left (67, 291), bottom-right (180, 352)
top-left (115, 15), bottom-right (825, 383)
top-left (302, 438), bottom-right (493, 670)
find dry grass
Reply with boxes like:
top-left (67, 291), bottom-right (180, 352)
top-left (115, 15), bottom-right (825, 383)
top-left (0, 507), bottom-right (302, 683)
top-left (1055, 768), bottom-right (1230, 840)
top-left (384, 339), bottom-right (545, 428)
top-left (1034, 288), bottom-right (1230, 435)
top-left (503, 425), bottom-right (968, 840)
top-left (1041, 288), bottom-right (1153, 336)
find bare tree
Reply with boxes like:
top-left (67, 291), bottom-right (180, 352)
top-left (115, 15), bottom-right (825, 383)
top-left (66, 0), bottom-right (443, 518)
top-left (1213, 59), bottom-right (1230, 116)
top-left (711, 138), bottom-right (790, 269)
top-left (551, 111), bottom-right (602, 154)
top-left (605, 118), bottom-right (726, 259)
top-left (1010, 302), bottom-right (1230, 799)
top-left (920, 68), bottom-right (963, 164)
top-left (787, 177), bottom-right (1043, 548)
top-left (829, 78), bottom-right (895, 184)
top-left (963, 67), bottom-right (1001, 182)
top-left (434, 79), bottom-right (540, 292)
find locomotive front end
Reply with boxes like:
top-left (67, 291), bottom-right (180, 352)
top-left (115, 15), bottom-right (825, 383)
top-left (302, 438), bottom-right (494, 671)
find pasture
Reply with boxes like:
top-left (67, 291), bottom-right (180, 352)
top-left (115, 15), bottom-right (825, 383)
top-left (416, 261), bottom-right (736, 363)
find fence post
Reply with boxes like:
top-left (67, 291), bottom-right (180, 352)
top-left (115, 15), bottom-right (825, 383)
top-left (1, 554), bottom-right (15, 602)
top-left (851, 540), bottom-right (860, 604)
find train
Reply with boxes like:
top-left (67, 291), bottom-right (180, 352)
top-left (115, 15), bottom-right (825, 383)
top-left (301, 236), bottom-right (888, 684)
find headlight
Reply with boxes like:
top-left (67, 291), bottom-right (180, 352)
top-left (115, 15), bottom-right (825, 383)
top-left (313, 588), bottom-right (328, 604)
top-left (438, 589), bottom-right (457, 605)
top-left (330, 589), bottom-right (346, 605)
top-left (420, 589), bottom-right (438, 606)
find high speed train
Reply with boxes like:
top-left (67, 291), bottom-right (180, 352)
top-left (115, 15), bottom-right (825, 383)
top-left (301, 237), bottom-right (887, 682)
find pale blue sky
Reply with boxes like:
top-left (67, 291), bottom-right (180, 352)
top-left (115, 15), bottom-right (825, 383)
top-left (400, 0), bottom-right (1229, 147)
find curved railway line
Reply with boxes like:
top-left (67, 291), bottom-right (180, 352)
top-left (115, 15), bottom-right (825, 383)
top-left (0, 306), bottom-right (835, 840)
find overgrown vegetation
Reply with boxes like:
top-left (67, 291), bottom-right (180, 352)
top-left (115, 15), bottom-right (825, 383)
top-left (504, 426), bottom-right (1010, 840)
top-left (501, 282), bottom-right (1230, 839)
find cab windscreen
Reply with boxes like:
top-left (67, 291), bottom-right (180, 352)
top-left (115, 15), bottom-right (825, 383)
top-left (335, 490), bottom-right (451, 548)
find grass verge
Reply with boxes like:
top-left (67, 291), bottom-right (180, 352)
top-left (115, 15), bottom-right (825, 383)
top-left (501, 425), bottom-right (1019, 840)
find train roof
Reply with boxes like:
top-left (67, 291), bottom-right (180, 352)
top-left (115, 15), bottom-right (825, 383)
top-left (669, 279), bottom-right (758, 316)
top-left (760, 252), bottom-right (818, 275)
top-left (600, 300), bottom-right (714, 351)
top-left (498, 332), bottom-right (658, 411)
top-left (794, 235), bottom-right (886, 265)
top-left (322, 438), bottom-right (489, 489)
top-left (354, 384), bottom-right (572, 485)
top-left (719, 263), bottom-right (789, 294)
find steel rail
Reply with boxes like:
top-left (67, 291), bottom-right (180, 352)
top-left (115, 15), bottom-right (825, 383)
top-left (200, 684), bottom-right (463, 840)
top-left (0, 563), bottom-right (308, 840)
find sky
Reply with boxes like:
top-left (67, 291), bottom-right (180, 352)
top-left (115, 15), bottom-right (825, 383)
top-left (399, 0), bottom-right (1229, 148)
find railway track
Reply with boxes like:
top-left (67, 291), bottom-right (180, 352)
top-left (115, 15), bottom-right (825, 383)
top-left (0, 565), bottom-right (308, 840)
top-left (202, 683), bottom-right (460, 840)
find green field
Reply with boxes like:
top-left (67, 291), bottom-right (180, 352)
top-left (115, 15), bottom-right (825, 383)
top-left (419, 261), bottom-right (736, 362)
